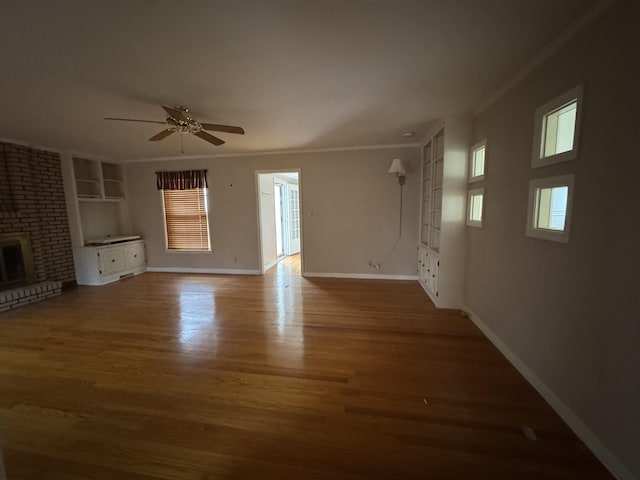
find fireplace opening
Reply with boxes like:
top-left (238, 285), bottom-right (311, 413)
top-left (0, 233), bottom-right (36, 290)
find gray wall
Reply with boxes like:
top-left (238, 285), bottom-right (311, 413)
top-left (464, 1), bottom-right (639, 477)
top-left (125, 146), bottom-right (420, 276)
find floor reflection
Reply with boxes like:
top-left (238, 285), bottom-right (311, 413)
top-left (267, 254), bottom-right (304, 367)
top-left (178, 286), bottom-right (217, 354)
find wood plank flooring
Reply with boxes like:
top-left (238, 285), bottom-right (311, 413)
top-left (0, 257), bottom-right (611, 479)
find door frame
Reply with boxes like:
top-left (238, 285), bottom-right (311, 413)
top-left (255, 168), bottom-right (304, 275)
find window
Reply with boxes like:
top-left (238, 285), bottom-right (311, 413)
top-left (466, 188), bottom-right (484, 228)
top-left (469, 139), bottom-right (486, 182)
top-left (532, 85), bottom-right (583, 168)
top-left (526, 174), bottom-right (574, 243)
top-left (289, 188), bottom-right (300, 240)
top-left (162, 188), bottom-right (211, 251)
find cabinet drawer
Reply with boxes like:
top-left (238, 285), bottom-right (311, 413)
top-left (125, 243), bottom-right (145, 268)
top-left (99, 249), bottom-right (125, 275)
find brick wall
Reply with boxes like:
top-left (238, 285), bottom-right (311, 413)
top-left (0, 142), bottom-right (75, 284)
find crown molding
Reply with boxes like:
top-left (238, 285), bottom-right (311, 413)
top-left (122, 142), bottom-right (421, 164)
top-left (474, 0), bottom-right (618, 116)
top-left (0, 136), bottom-right (421, 165)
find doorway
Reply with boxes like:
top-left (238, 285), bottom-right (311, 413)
top-left (257, 170), bottom-right (302, 275)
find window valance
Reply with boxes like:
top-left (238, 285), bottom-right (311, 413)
top-left (156, 169), bottom-right (208, 190)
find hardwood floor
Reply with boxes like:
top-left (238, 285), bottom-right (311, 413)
top-left (0, 264), bottom-right (611, 479)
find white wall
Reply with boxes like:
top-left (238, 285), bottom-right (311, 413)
top-left (78, 201), bottom-right (122, 241)
top-left (258, 173), bottom-right (277, 269)
top-left (464, 2), bottom-right (639, 478)
top-left (125, 146), bottom-right (420, 277)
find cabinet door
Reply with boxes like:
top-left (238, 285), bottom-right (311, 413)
top-left (418, 248), bottom-right (427, 284)
top-left (431, 256), bottom-right (439, 297)
top-left (427, 254), bottom-right (438, 294)
top-left (99, 248), bottom-right (125, 275)
top-left (125, 243), bottom-right (145, 269)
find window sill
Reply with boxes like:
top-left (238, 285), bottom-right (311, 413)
top-left (165, 249), bottom-right (213, 254)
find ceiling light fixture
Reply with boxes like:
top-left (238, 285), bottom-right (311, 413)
top-left (402, 131), bottom-right (415, 137)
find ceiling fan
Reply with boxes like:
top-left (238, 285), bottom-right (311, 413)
top-left (104, 105), bottom-right (245, 147)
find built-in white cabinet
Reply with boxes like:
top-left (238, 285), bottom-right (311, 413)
top-left (60, 153), bottom-right (145, 285)
top-left (74, 240), bottom-right (146, 286)
top-left (417, 117), bottom-right (471, 308)
top-left (64, 156), bottom-right (133, 248)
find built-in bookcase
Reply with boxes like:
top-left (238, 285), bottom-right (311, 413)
top-left (72, 157), bottom-right (125, 200)
top-left (417, 118), bottom-right (471, 308)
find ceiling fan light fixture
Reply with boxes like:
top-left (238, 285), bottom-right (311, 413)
top-left (105, 105), bottom-right (244, 148)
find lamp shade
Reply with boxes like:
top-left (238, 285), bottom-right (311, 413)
top-left (388, 158), bottom-right (406, 175)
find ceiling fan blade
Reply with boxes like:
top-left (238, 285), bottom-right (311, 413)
top-left (201, 123), bottom-right (245, 135)
top-left (105, 117), bottom-right (167, 124)
top-left (162, 106), bottom-right (188, 121)
top-left (149, 129), bottom-right (175, 141)
top-left (194, 130), bottom-right (225, 146)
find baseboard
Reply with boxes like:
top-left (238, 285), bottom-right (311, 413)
top-left (263, 260), bottom-right (278, 272)
top-left (462, 305), bottom-right (636, 480)
top-left (303, 272), bottom-right (418, 281)
top-left (146, 267), bottom-right (260, 275)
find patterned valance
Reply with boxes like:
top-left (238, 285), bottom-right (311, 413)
top-left (156, 169), bottom-right (208, 190)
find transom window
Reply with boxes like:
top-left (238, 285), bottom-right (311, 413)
top-left (526, 174), bottom-right (575, 243)
top-left (535, 185), bottom-right (568, 231)
top-left (542, 102), bottom-right (577, 159)
top-left (532, 85), bottom-right (583, 168)
top-left (466, 188), bottom-right (484, 228)
top-left (469, 140), bottom-right (486, 182)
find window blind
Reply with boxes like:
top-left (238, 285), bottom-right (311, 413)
top-left (162, 188), bottom-right (210, 250)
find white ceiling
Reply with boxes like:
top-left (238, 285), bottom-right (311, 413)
top-left (0, 0), bottom-right (600, 161)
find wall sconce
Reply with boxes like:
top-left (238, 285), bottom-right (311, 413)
top-left (388, 158), bottom-right (406, 185)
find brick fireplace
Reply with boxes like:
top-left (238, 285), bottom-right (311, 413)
top-left (0, 142), bottom-right (75, 312)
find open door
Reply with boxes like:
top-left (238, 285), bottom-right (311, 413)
top-left (286, 184), bottom-right (300, 254)
top-left (256, 170), bottom-right (303, 275)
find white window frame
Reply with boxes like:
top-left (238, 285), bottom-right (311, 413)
top-left (531, 85), bottom-right (583, 168)
top-left (469, 139), bottom-right (487, 183)
top-left (526, 174), bottom-right (575, 243)
top-left (466, 187), bottom-right (485, 228)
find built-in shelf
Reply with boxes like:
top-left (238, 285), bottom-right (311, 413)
top-left (417, 117), bottom-right (471, 309)
top-left (72, 158), bottom-right (125, 201)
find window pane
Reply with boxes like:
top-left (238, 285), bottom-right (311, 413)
top-left (163, 188), bottom-right (210, 250)
top-left (469, 193), bottom-right (483, 222)
top-left (472, 146), bottom-right (485, 178)
top-left (542, 101), bottom-right (577, 158)
top-left (536, 186), bottom-right (568, 231)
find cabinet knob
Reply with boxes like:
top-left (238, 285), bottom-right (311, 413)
top-left (134, 254), bottom-right (137, 258)
top-left (111, 259), bottom-right (115, 263)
